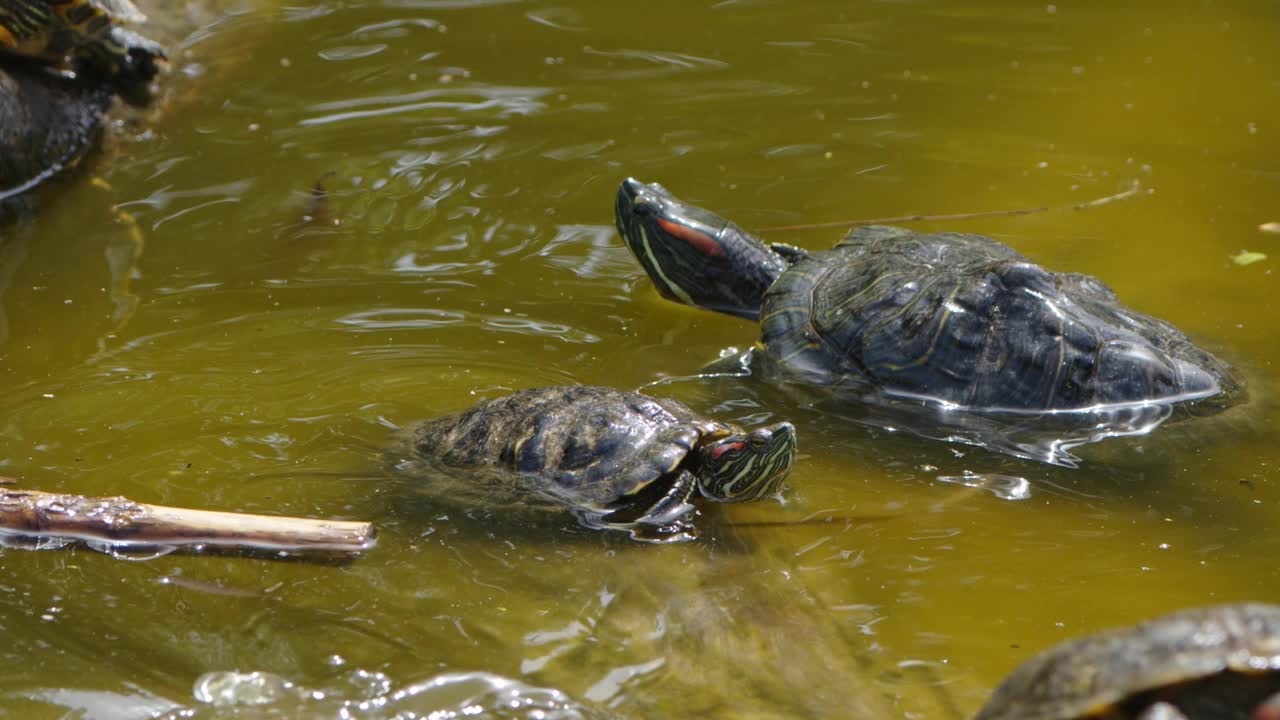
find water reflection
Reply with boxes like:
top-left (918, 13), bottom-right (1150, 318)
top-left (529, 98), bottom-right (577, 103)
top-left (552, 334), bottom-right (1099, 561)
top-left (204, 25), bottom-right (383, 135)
top-left (649, 361), bottom-right (1208, 467)
top-left (171, 670), bottom-right (611, 719)
top-left (827, 387), bottom-right (1183, 468)
top-left (337, 307), bottom-right (601, 343)
top-left (374, 505), bottom-right (940, 718)
top-left (300, 87), bottom-right (549, 127)
top-left (538, 224), bottom-right (636, 280)
top-left (935, 472), bottom-right (1032, 502)
top-left (10, 687), bottom-right (177, 719)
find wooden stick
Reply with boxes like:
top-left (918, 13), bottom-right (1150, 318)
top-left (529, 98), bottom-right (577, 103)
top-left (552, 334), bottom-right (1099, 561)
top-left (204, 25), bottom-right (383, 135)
top-left (0, 484), bottom-right (376, 556)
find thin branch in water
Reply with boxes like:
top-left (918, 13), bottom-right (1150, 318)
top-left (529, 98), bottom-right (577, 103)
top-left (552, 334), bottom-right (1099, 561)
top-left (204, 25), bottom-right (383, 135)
top-left (757, 179), bottom-right (1146, 234)
top-left (1071, 178), bottom-right (1142, 210)
top-left (759, 205), bottom-right (1048, 234)
top-left (726, 513), bottom-right (902, 528)
top-left (0, 482), bottom-right (376, 559)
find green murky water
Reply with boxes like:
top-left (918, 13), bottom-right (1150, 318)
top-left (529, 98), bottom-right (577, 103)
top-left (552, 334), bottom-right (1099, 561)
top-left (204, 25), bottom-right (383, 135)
top-left (1, 1), bottom-right (1278, 717)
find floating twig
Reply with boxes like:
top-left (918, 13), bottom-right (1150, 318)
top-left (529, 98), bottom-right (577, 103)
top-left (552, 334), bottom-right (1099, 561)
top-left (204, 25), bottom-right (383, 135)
top-left (0, 482), bottom-right (376, 558)
top-left (726, 512), bottom-right (901, 528)
top-left (1070, 179), bottom-right (1142, 210)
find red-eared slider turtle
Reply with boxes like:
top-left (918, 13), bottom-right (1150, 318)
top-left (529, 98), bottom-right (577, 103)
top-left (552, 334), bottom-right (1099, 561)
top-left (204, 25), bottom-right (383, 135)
top-left (0, 0), bottom-right (164, 84)
top-left (615, 178), bottom-right (1242, 461)
top-left (402, 385), bottom-right (797, 542)
top-left (976, 603), bottom-right (1280, 720)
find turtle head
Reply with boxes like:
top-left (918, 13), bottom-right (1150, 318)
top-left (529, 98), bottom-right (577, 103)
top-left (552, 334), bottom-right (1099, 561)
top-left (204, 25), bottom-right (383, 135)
top-left (696, 422), bottom-right (797, 503)
top-left (616, 178), bottom-right (791, 321)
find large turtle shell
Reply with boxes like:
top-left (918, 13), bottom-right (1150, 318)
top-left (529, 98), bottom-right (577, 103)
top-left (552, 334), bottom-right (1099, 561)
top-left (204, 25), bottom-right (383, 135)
top-left (408, 385), bottom-right (730, 512)
top-left (759, 225), bottom-right (1239, 411)
top-left (975, 603), bottom-right (1280, 720)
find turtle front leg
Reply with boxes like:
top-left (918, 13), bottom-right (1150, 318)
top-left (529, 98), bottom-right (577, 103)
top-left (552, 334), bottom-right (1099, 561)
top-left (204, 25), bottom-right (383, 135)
top-left (1135, 702), bottom-right (1189, 720)
top-left (599, 471), bottom-right (698, 543)
top-left (631, 471), bottom-right (697, 526)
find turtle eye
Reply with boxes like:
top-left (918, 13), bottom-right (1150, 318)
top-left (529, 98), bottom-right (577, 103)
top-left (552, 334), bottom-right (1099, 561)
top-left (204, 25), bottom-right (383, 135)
top-left (631, 200), bottom-right (652, 217)
top-left (748, 430), bottom-right (771, 449)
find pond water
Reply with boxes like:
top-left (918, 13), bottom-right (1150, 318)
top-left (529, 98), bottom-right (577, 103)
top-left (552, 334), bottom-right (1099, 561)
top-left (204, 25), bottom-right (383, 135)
top-left (1, 1), bottom-right (1278, 717)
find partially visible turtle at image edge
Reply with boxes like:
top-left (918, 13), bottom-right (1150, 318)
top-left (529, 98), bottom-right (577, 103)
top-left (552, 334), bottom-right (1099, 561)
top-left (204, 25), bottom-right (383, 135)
top-left (976, 603), bottom-right (1280, 720)
top-left (0, 64), bottom-right (110, 215)
top-left (0, 0), bottom-right (165, 84)
top-left (614, 178), bottom-right (1242, 421)
top-left (399, 385), bottom-right (797, 542)
top-left (0, 0), bottom-right (167, 212)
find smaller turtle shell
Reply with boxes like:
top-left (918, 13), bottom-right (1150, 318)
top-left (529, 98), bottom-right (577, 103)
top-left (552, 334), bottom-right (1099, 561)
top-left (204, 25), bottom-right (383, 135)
top-left (410, 386), bottom-right (730, 512)
top-left (976, 603), bottom-right (1280, 720)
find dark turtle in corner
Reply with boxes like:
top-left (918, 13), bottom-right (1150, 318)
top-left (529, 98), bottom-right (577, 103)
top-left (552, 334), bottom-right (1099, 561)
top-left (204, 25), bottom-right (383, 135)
top-left (976, 603), bottom-right (1280, 720)
top-left (614, 178), bottom-right (1242, 463)
top-left (0, 0), bottom-right (167, 215)
top-left (0, 0), bottom-right (165, 84)
top-left (0, 63), bottom-right (111, 218)
top-left (397, 385), bottom-right (797, 543)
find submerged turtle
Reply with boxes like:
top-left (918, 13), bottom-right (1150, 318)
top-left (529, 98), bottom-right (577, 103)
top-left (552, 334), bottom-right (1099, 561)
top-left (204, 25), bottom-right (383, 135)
top-left (976, 603), bottom-right (1280, 720)
top-left (0, 0), bottom-right (165, 84)
top-left (615, 179), bottom-right (1241, 453)
top-left (402, 385), bottom-right (797, 542)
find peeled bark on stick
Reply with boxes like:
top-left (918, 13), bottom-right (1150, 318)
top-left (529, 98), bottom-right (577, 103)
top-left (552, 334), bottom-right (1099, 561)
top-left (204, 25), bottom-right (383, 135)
top-left (0, 484), bottom-right (376, 557)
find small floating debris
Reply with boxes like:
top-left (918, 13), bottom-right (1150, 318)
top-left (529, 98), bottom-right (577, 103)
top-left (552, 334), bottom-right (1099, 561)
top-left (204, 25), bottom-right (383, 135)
top-left (1231, 250), bottom-right (1267, 266)
top-left (936, 471), bottom-right (1032, 501)
top-left (1259, 222), bottom-right (1280, 234)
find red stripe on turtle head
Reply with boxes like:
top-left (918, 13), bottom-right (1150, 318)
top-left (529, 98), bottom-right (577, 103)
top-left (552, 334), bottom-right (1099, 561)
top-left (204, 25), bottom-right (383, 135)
top-left (711, 441), bottom-right (744, 460)
top-left (657, 217), bottom-right (725, 257)
top-left (1256, 694), bottom-right (1280, 720)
